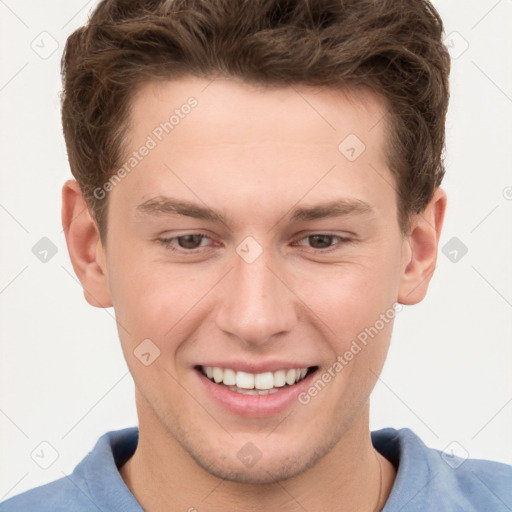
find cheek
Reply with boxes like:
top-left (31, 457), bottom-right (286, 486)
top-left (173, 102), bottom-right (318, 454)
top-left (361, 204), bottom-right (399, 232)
top-left (294, 246), bottom-right (400, 355)
top-left (106, 244), bottom-right (219, 352)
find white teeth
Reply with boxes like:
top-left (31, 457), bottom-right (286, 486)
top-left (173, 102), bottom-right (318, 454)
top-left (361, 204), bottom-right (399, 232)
top-left (225, 386), bottom-right (281, 396)
top-left (236, 371), bottom-right (255, 389)
top-left (254, 372), bottom-right (274, 390)
top-left (212, 367), bottom-right (223, 384)
top-left (200, 365), bottom-right (311, 390)
top-left (223, 368), bottom-right (237, 386)
top-left (273, 370), bottom-right (287, 387)
top-left (285, 369), bottom-right (296, 385)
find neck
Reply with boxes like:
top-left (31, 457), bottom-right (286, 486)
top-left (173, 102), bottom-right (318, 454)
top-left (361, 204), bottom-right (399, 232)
top-left (120, 395), bottom-right (396, 512)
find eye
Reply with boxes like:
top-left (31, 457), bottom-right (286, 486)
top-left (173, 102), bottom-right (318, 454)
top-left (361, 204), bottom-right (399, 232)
top-left (156, 232), bottom-right (351, 254)
top-left (295, 233), bottom-right (351, 251)
top-left (157, 233), bottom-right (213, 251)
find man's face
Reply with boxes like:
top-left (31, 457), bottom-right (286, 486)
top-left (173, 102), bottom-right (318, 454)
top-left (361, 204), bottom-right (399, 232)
top-left (102, 77), bottom-right (410, 482)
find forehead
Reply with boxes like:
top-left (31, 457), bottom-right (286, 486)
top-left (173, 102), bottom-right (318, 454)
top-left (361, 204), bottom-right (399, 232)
top-left (110, 76), bottom-right (395, 228)
top-left (128, 76), bottom-right (388, 150)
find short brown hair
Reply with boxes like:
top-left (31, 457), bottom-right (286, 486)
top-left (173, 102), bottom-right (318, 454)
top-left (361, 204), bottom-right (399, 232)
top-left (61, 0), bottom-right (450, 240)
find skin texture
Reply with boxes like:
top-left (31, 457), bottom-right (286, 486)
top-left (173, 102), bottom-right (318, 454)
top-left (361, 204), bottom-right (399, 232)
top-left (62, 76), bottom-right (446, 511)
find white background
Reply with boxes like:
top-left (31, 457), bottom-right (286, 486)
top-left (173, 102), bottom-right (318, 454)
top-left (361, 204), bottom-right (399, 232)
top-left (1, 0), bottom-right (511, 501)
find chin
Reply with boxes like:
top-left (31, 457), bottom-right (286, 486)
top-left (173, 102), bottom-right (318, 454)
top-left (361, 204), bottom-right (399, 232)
top-left (187, 437), bottom-right (332, 485)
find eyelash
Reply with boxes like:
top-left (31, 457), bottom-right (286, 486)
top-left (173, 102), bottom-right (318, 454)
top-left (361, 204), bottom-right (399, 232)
top-left (157, 233), bottom-right (352, 253)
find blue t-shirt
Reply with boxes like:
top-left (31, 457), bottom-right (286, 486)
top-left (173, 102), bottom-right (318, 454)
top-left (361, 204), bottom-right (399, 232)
top-left (1, 426), bottom-right (511, 511)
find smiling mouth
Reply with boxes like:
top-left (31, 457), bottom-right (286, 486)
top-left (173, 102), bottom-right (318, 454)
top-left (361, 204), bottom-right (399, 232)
top-left (195, 365), bottom-right (319, 395)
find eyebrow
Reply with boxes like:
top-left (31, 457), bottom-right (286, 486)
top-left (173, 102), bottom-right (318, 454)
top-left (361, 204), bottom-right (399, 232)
top-left (135, 195), bottom-right (375, 224)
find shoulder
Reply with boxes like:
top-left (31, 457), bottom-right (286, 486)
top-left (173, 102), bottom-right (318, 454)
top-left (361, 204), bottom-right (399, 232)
top-left (372, 427), bottom-right (512, 510)
top-left (446, 455), bottom-right (512, 507)
top-left (0, 427), bottom-right (140, 512)
top-left (0, 475), bottom-right (96, 512)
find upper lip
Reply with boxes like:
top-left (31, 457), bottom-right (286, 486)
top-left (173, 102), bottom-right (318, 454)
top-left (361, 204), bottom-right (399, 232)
top-left (196, 361), bottom-right (317, 374)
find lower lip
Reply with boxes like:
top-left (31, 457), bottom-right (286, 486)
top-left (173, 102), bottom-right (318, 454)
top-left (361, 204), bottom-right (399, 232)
top-left (195, 367), bottom-right (318, 419)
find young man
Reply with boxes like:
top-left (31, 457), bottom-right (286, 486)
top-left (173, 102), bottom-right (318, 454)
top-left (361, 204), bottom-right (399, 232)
top-left (2, 0), bottom-right (511, 510)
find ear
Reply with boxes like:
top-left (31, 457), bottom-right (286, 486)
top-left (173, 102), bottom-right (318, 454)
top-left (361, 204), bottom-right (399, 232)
top-left (398, 187), bottom-right (447, 305)
top-left (61, 179), bottom-right (112, 308)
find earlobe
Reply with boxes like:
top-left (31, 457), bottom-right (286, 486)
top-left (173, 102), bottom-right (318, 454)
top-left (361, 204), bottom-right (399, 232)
top-left (397, 187), bottom-right (447, 305)
top-left (61, 179), bottom-right (113, 308)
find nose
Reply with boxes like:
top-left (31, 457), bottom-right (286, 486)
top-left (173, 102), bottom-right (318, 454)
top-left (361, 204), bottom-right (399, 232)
top-left (215, 246), bottom-right (297, 347)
